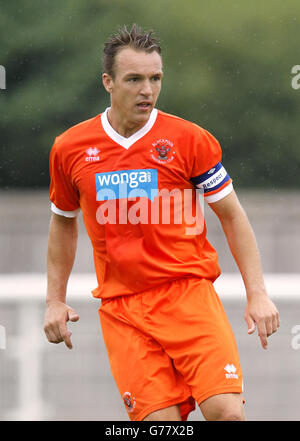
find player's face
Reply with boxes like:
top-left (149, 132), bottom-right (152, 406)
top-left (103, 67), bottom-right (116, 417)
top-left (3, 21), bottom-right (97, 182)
top-left (103, 47), bottom-right (163, 132)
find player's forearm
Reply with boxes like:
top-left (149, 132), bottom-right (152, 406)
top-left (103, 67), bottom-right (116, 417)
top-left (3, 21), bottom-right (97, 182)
top-left (219, 209), bottom-right (267, 300)
top-left (46, 214), bottom-right (78, 305)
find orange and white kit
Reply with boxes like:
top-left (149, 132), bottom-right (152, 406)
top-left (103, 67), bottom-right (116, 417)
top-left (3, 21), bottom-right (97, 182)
top-left (99, 277), bottom-right (243, 421)
top-left (49, 108), bottom-right (243, 419)
top-left (49, 108), bottom-right (233, 299)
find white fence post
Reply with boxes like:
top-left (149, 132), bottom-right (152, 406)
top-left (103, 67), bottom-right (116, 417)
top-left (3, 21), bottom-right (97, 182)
top-left (5, 302), bottom-right (52, 420)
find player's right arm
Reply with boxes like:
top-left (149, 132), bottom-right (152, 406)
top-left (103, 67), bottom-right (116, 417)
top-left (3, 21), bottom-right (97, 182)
top-left (44, 213), bottom-right (80, 350)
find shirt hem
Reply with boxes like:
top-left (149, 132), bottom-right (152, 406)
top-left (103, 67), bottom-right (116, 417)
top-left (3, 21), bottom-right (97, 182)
top-left (195, 385), bottom-right (244, 406)
top-left (51, 202), bottom-right (80, 218)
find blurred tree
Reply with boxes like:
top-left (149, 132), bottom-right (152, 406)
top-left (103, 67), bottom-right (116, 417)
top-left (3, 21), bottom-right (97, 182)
top-left (0, 0), bottom-right (299, 189)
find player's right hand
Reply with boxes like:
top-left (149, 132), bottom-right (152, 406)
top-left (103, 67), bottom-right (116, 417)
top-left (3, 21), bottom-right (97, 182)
top-left (43, 301), bottom-right (79, 350)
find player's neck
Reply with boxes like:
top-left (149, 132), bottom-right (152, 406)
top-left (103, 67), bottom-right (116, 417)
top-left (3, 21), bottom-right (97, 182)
top-left (107, 107), bottom-right (150, 138)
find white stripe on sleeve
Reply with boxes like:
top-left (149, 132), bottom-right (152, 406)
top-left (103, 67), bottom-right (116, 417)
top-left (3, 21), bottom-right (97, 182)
top-left (51, 202), bottom-right (80, 218)
top-left (205, 182), bottom-right (233, 203)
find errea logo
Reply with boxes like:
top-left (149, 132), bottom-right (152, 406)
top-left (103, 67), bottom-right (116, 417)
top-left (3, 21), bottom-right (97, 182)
top-left (85, 147), bottom-right (100, 162)
top-left (224, 364), bottom-right (238, 379)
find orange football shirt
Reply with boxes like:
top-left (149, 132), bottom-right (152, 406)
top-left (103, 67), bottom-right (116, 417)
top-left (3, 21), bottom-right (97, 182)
top-left (49, 108), bottom-right (233, 299)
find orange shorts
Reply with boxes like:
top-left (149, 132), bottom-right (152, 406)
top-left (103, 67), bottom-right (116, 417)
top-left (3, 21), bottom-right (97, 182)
top-left (98, 277), bottom-right (243, 421)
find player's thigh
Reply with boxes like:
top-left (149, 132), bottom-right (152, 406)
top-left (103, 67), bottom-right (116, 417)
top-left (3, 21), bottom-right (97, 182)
top-left (200, 393), bottom-right (245, 421)
top-left (99, 298), bottom-right (193, 421)
top-left (143, 404), bottom-right (181, 421)
top-left (146, 278), bottom-right (244, 403)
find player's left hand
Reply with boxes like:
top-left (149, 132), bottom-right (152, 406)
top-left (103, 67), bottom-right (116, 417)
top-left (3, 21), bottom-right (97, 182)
top-left (244, 294), bottom-right (280, 350)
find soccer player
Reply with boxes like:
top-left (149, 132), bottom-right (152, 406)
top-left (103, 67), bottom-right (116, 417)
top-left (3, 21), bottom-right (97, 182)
top-left (44, 24), bottom-right (280, 421)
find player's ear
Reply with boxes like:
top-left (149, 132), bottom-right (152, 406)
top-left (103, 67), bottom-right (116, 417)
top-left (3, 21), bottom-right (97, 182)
top-left (102, 73), bottom-right (114, 94)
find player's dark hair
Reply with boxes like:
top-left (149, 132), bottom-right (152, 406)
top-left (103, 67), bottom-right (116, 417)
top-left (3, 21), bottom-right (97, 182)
top-left (102, 23), bottom-right (162, 78)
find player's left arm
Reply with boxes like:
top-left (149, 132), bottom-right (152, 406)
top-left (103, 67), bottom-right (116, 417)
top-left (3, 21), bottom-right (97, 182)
top-left (209, 189), bottom-right (280, 350)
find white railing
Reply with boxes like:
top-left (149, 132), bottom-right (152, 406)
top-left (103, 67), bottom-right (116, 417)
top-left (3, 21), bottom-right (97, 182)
top-left (0, 273), bottom-right (99, 420)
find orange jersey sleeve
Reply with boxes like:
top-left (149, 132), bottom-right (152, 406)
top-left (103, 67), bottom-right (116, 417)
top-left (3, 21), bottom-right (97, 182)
top-left (49, 140), bottom-right (80, 215)
top-left (189, 125), bottom-right (223, 178)
top-left (188, 124), bottom-right (233, 203)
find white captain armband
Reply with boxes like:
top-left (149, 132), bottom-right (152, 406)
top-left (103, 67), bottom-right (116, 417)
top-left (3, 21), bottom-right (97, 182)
top-left (190, 162), bottom-right (233, 203)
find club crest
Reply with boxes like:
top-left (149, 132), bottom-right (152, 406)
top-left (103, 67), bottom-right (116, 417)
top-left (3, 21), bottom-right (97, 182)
top-left (122, 391), bottom-right (136, 413)
top-left (150, 139), bottom-right (175, 164)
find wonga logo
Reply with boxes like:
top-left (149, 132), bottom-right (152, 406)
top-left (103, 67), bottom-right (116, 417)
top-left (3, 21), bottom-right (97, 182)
top-left (96, 169), bottom-right (158, 202)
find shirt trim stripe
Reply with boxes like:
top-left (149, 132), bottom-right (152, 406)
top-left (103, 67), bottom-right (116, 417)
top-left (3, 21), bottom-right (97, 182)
top-left (51, 202), bottom-right (80, 218)
top-left (205, 182), bottom-right (233, 203)
top-left (101, 107), bottom-right (158, 150)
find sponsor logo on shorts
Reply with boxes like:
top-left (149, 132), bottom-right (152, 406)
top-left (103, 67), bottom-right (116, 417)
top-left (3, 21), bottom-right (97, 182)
top-left (224, 363), bottom-right (239, 379)
top-left (122, 391), bottom-right (136, 413)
